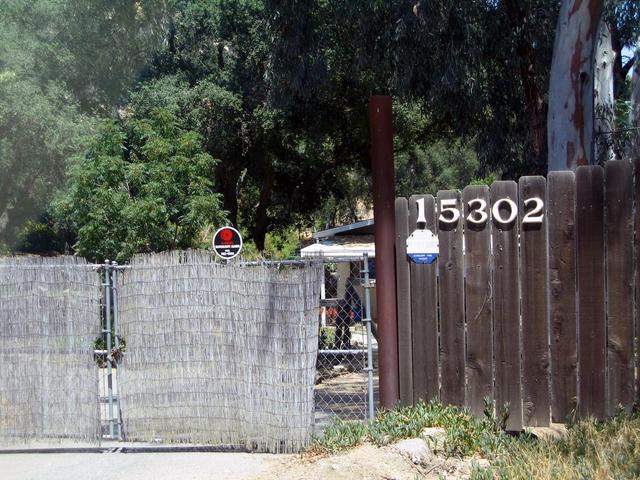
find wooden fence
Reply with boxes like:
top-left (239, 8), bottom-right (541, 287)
top-left (394, 159), bottom-right (639, 430)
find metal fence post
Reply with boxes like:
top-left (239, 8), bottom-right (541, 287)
top-left (363, 253), bottom-right (375, 420)
top-left (111, 261), bottom-right (121, 439)
top-left (103, 261), bottom-right (114, 438)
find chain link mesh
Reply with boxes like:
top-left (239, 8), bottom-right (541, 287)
top-left (314, 259), bottom-right (376, 427)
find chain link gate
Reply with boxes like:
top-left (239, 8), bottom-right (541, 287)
top-left (314, 254), bottom-right (377, 428)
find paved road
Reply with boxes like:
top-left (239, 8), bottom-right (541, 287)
top-left (0, 451), bottom-right (287, 480)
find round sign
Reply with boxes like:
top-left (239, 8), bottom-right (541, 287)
top-left (212, 226), bottom-right (243, 260)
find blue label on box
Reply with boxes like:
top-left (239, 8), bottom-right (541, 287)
top-left (407, 253), bottom-right (439, 264)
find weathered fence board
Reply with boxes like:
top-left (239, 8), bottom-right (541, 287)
top-left (604, 160), bottom-right (634, 414)
top-left (462, 185), bottom-right (493, 416)
top-left (408, 194), bottom-right (439, 402)
top-left (437, 190), bottom-right (465, 406)
top-left (490, 181), bottom-right (522, 431)
top-left (636, 154), bottom-right (640, 404)
top-left (395, 197), bottom-right (413, 406)
top-left (519, 176), bottom-right (550, 426)
top-left (395, 159), bottom-right (639, 427)
top-left (547, 171), bottom-right (577, 422)
top-left (576, 165), bottom-right (606, 419)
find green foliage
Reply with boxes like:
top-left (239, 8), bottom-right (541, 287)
top-left (54, 109), bottom-right (226, 262)
top-left (0, 0), bottom-right (169, 250)
top-left (4, 0), bottom-right (639, 258)
top-left (318, 327), bottom-right (336, 350)
top-left (310, 420), bottom-right (369, 455)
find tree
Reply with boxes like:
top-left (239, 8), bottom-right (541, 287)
top-left (0, 0), bottom-right (170, 250)
top-left (547, 0), bottom-right (604, 171)
top-left (54, 109), bottom-right (226, 262)
top-left (593, 21), bottom-right (616, 164)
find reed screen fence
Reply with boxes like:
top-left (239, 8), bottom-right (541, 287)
top-left (0, 256), bottom-right (101, 443)
top-left (116, 251), bottom-right (322, 453)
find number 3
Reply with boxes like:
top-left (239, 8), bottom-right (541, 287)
top-left (466, 198), bottom-right (488, 225)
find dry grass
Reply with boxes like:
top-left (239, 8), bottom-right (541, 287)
top-left (475, 411), bottom-right (640, 479)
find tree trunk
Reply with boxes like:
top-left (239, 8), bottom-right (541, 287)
top-left (503, 0), bottom-right (549, 175)
top-left (216, 165), bottom-right (242, 226)
top-left (630, 39), bottom-right (640, 152)
top-left (251, 161), bottom-right (275, 252)
top-left (0, 175), bottom-right (14, 241)
top-left (548, 0), bottom-right (604, 171)
top-left (593, 20), bottom-right (616, 164)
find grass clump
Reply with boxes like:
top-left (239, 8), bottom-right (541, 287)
top-left (309, 399), bottom-right (508, 458)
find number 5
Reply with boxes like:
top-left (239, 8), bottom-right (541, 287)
top-left (439, 198), bottom-right (460, 224)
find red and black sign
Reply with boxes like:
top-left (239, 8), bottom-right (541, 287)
top-left (212, 226), bottom-right (243, 260)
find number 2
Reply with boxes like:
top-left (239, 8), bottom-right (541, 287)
top-left (522, 197), bottom-right (544, 224)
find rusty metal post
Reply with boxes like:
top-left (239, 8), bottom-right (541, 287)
top-left (370, 95), bottom-right (399, 409)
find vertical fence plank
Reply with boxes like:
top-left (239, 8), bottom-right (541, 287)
top-left (409, 195), bottom-right (439, 402)
top-left (463, 185), bottom-right (493, 416)
top-left (605, 160), bottom-right (634, 414)
top-left (636, 154), bottom-right (640, 405)
top-left (548, 171), bottom-right (578, 422)
top-left (576, 165), bottom-right (606, 419)
top-left (491, 181), bottom-right (522, 431)
top-left (519, 176), bottom-right (550, 426)
top-left (395, 197), bottom-right (413, 405)
top-left (436, 190), bottom-right (465, 406)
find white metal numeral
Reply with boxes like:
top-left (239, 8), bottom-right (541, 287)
top-left (491, 198), bottom-right (517, 225)
top-left (522, 197), bottom-right (544, 224)
top-left (466, 198), bottom-right (488, 225)
top-left (416, 197), bottom-right (427, 227)
top-left (439, 198), bottom-right (460, 224)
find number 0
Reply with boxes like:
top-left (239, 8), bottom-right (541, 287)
top-left (491, 198), bottom-right (517, 225)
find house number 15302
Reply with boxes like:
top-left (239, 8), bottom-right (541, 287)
top-left (415, 197), bottom-right (544, 227)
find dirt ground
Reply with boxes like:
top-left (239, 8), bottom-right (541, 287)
top-left (257, 442), bottom-right (485, 480)
top-left (257, 444), bottom-right (428, 480)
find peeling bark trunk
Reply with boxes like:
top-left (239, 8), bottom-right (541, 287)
top-left (593, 21), bottom-right (616, 164)
top-left (548, 0), bottom-right (604, 171)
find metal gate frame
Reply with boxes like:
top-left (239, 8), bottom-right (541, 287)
top-left (314, 253), bottom-right (376, 424)
top-left (97, 261), bottom-right (123, 440)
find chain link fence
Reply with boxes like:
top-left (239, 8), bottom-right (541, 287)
top-left (314, 255), bottom-right (377, 428)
